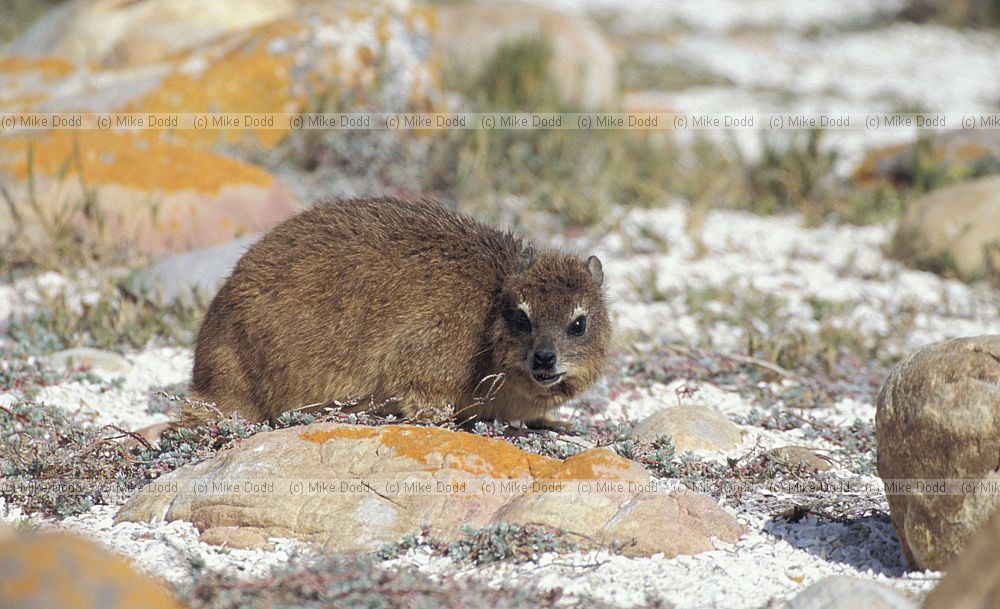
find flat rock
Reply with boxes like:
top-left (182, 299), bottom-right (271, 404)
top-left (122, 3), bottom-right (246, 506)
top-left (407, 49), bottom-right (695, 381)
top-left (785, 576), bottom-right (915, 609)
top-left (876, 335), bottom-right (1000, 569)
top-left (0, 531), bottom-right (184, 609)
top-left (117, 423), bottom-right (744, 556)
top-left (923, 505), bottom-right (1000, 609)
top-left (42, 347), bottom-right (132, 375)
top-left (634, 405), bottom-right (744, 453)
top-left (126, 233), bottom-right (259, 305)
top-left (768, 446), bottom-right (832, 472)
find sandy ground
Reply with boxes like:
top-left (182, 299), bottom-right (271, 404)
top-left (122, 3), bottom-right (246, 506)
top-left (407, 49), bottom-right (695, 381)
top-left (3, 199), bottom-right (997, 607)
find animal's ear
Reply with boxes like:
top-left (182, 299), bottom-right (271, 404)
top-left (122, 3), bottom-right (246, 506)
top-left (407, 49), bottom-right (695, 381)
top-left (516, 246), bottom-right (534, 274)
top-left (586, 255), bottom-right (604, 287)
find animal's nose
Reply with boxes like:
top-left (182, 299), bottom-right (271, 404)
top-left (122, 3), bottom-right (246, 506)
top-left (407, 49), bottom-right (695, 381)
top-left (533, 349), bottom-right (557, 369)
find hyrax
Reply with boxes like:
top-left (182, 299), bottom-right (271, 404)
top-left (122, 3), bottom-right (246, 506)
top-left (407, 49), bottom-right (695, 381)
top-left (179, 197), bottom-right (609, 428)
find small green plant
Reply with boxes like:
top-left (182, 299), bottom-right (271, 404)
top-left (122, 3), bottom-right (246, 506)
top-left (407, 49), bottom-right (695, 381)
top-left (7, 276), bottom-right (206, 354)
top-left (376, 523), bottom-right (582, 566)
top-left (181, 551), bottom-right (612, 609)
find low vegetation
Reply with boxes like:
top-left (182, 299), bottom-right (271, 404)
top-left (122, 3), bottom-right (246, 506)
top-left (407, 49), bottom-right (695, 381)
top-left (377, 523), bottom-right (584, 565)
top-left (6, 275), bottom-right (205, 354)
top-left (181, 551), bottom-right (620, 609)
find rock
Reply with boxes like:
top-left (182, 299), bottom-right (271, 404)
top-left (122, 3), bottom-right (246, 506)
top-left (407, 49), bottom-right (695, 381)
top-left (199, 526), bottom-right (273, 551)
top-left (0, 520), bottom-right (12, 541)
top-left (852, 131), bottom-right (1000, 189)
top-left (633, 405), bottom-right (744, 453)
top-left (126, 233), bottom-right (260, 305)
top-left (433, 3), bottom-right (617, 109)
top-left (3, 2), bottom-right (441, 149)
top-left (596, 492), bottom-right (744, 557)
top-left (0, 130), bottom-right (301, 257)
top-left (10, 0), bottom-right (295, 67)
top-left (768, 446), bottom-right (832, 472)
top-left (785, 576), bottom-right (915, 609)
top-left (923, 505), bottom-right (1000, 609)
top-left (117, 423), bottom-right (744, 556)
top-left (0, 531), bottom-right (184, 609)
top-left (888, 175), bottom-right (1000, 283)
top-left (43, 347), bottom-right (132, 375)
top-left (1, 1), bottom-right (444, 257)
top-left (876, 335), bottom-right (1000, 570)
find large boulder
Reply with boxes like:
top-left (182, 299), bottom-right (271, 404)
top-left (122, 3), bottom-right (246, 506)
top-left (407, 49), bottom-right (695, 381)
top-left (0, 531), bottom-right (184, 609)
top-left (0, 0), bottom-right (444, 257)
top-left (0, 130), bottom-right (300, 256)
top-left (875, 335), bottom-right (1000, 570)
top-left (9, 0), bottom-right (296, 68)
top-left (117, 423), bottom-right (744, 555)
top-left (888, 176), bottom-right (1000, 284)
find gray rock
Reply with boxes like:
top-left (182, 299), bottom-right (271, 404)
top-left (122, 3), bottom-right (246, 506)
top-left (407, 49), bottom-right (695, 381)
top-left (876, 335), bottom-right (1000, 570)
top-left (43, 347), bottom-right (132, 375)
top-left (126, 233), bottom-right (259, 306)
top-left (634, 405), bottom-right (744, 453)
top-left (786, 576), bottom-right (915, 609)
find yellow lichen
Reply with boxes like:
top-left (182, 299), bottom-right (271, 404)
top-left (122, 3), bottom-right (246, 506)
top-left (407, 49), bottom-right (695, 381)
top-left (298, 425), bottom-right (641, 481)
top-left (0, 131), bottom-right (271, 194)
top-left (0, 56), bottom-right (75, 79)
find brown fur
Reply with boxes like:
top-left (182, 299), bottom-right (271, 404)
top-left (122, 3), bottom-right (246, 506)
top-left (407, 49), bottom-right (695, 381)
top-left (177, 197), bottom-right (609, 427)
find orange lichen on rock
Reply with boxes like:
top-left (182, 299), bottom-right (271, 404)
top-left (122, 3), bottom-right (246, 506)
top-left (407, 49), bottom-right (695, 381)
top-left (299, 427), bottom-right (379, 443)
top-left (131, 19), bottom-right (304, 149)
top-left (0, 533), bottom-right (184, 609)
top-left (298, 424), bottom-right (644, 482)
top-left (851, 143), bottom-right (909, 187)
top-left (300, 424), bottom-right (553, 478)
top-left (0, 130), bottom-right (272, 194)
top-left (0, 56), bottom-right (75, 79)
top-left (534, 448), bottom-right (645, 481)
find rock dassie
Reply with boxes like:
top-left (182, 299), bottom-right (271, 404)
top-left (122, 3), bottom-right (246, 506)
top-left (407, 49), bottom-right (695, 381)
top-left (179, 197), bottom-right (610, 427)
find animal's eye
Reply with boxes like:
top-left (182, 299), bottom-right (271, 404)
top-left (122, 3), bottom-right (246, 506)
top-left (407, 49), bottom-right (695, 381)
top-left (568, 315), bottom-right (587, 337)
top-left (514, 309), bottom-right (532, 333)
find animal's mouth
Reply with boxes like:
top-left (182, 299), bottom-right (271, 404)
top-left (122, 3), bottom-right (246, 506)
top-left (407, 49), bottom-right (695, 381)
top-left (531, 371), bottom-right (565, 386)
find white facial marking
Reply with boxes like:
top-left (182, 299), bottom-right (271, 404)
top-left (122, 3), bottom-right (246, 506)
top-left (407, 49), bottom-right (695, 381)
top-left (571, 304), bottom-right (587, 320)
top-left (517, 298), bottom-right (532, 318)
